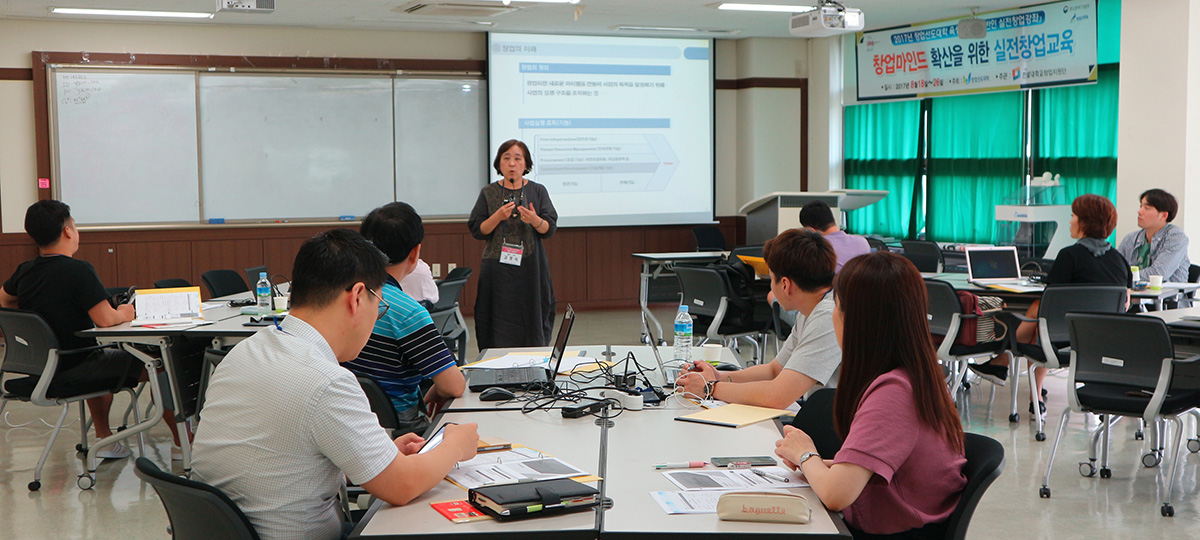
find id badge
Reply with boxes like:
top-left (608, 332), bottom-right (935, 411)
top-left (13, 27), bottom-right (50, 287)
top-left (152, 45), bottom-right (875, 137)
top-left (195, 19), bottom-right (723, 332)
top-left (500, 243), bottom-right (524, 266)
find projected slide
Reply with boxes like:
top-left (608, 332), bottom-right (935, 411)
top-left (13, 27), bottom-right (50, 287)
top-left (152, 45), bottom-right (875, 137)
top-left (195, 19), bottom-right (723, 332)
top-left (489, 33), bottom-right (713, 227)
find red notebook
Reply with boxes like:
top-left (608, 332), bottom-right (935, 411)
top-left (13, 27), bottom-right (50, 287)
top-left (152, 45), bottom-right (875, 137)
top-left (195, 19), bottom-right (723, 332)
top-left (430, 500), bottom-right (491, 523)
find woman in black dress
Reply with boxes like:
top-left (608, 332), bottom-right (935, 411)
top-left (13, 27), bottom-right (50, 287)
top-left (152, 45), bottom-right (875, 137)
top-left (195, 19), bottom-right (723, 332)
top-left (468, 139), bottom-right (558, 349)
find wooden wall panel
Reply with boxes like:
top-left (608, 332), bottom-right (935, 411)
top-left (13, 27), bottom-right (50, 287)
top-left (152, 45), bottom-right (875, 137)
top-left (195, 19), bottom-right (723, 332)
top-left (115, 241), bottom-right (191, 290)
top-left (541, 229), bottom-right (589, 304)
top-left (420, 234), bottom-right (464, 280)
top-left (263, 237), bottom-right (309, 282)
top-left (459, 236), bottom-right (487, 314)
top-left (644, 227), bottom-right (696, 253)
top-left (190, 239), bottom-right (266, 287)
top-left (585, 229), bottom-right (644, 302)
top-left (76, 244), bottom-right (118, 286)
top-left (0, 244), bottom-right (38, 285)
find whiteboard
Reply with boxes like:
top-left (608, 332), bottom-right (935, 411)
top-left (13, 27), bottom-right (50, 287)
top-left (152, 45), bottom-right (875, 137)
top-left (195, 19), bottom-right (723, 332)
top-left (394, 78), bottom-right (489, 217)
top-left (53, 69), bottom-right (201, 225)
top-left (198, 74), bottom-right (395, 221)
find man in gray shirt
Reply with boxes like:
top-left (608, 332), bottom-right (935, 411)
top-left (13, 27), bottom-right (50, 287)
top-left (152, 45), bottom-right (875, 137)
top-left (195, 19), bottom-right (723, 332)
top-left (1117, 188), bottom-right (1191, 283)
top-left (676, 228), bottom-right (841, 408)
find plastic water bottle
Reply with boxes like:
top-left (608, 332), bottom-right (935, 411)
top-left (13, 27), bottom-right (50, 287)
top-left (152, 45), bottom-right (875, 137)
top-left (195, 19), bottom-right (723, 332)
top-left (256, 272), bottom-right (272, 316)
top-left (673, 304), bottom-right (693, 362)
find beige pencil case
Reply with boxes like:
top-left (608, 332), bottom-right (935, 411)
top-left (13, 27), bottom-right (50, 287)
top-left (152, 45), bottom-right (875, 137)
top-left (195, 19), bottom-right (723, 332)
top-left (716, 491), bottom-right (812, 524)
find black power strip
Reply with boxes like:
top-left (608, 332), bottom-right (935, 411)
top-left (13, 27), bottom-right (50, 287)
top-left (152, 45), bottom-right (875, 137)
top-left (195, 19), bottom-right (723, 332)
top-left (561, 401), bottom-right (607, 419)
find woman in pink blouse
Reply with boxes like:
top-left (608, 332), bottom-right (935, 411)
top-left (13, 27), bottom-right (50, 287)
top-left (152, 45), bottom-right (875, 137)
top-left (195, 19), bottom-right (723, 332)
top-left (776, 251), bottom-right (966, 539)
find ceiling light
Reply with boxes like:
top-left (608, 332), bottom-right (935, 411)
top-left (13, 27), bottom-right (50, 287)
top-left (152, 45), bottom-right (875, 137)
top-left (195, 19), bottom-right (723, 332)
top-left (614, 25), bottom-right (740, 35)
top-left (501, 0), bottom-right (581, 5)
top-left (351, 17), bottom-right (494, 26)
top-left (50, 7), bottom-right (214, 19)
top-left (717, 3), bottom-right (816, 13)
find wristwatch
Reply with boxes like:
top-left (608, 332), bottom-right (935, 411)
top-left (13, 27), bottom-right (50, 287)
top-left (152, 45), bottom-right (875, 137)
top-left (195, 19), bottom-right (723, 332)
top-left (797, 452), bottom-right (820, 467)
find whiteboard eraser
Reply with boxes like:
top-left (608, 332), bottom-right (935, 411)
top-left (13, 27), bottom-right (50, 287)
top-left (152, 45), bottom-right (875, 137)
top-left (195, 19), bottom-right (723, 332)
top-left (208, 218), bottom-right (225, 224)
top-left (339, 215), bottom-right (355, 221)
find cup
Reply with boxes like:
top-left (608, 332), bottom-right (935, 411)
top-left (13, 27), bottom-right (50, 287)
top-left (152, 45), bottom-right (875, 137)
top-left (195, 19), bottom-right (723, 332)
top-left (274, 296), bottom-right (289, 313)
top-left (702, 343), bottom-right (723, 362)
top-left (1149, 275), bottom-right (1164, 290)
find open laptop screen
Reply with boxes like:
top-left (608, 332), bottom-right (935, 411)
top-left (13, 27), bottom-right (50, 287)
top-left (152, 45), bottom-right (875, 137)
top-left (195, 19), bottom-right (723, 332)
top-left (966, 247), bottom-right (1021, 281)
top-left (546, 305), bottom-right (575, 379)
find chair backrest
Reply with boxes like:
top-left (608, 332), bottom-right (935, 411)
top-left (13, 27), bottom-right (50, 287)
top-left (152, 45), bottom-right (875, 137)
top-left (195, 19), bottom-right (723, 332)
top-left (196, 348), bottom-right (230, 416)
top-left (789, 387), bottom-right (842, 459)
top-left (442, 266), bottom-right (472, 283)
top-left (1066, 312), bottom-right (1178, 390)
top-left (201, 270), bottom-right (250, 299)
top-left (692, 226), bottom-right (727, 251)
top-left (429, 278), bottom-right (469, 312)
top-left (729, 245), bottom-right (763, 259)
top-left (674, 266), bottom-right (735, 320)
top-left (155, 278), bottom-right (193, 289)
top-left (243, 266), bottom-right (268, 292)
top-left (924, 279), bottom-right (962, 337)
top-left (1037, 284), bottom-right (1127, 344)
top-left (771, 301), bottom-right (795, 341)
top-left (1190, 264), bottom-right (1200, 283)
top-left (900, 240), bottom-right (942, 272)
top-left (357, 375), bottom-right (401, 432)
top-left (0, 308), bottom-right (59, 377)
top-left (865, 237), bottom-right (889, 253)
top-left (945, 433), bottom-right (1005, 540)
top-left (134, 457), bottom-right (260, 540)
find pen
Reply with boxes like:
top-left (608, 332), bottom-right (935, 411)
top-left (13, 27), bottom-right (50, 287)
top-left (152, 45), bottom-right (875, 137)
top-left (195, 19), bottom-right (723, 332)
top-left (654, 461), bottom-right (706, 469)
top-left (751, 468), bottom-right (790, 483)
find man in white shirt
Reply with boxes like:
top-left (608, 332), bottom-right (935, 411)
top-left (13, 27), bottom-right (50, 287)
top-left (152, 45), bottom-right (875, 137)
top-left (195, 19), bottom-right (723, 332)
top-left (676, 228), bottom-right (842, 408)
top-left (399, 258), bottom-right (440, 304)
top-left (192, 229), bottom-right (478, 540)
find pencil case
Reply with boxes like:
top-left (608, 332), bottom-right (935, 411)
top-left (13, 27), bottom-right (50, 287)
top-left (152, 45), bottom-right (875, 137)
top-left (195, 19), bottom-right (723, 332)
top-left (716, 491), bottom-right (811, 524)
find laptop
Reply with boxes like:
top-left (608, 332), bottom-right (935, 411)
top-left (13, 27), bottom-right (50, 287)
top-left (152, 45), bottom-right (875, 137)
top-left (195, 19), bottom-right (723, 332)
top-left (966, 246), bottom-right (1042, 291)
top-left (641, 316), bottom-right (681, 385)
top-left (468, 305), bottom-right (575, 392)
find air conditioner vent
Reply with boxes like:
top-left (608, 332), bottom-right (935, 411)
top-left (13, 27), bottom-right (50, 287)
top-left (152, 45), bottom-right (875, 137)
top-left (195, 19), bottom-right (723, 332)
top-left (397, 2), bottom-right (516, 18)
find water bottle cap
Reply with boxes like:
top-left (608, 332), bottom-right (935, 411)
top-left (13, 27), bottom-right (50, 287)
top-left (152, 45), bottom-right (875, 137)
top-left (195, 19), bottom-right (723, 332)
top-left (679, 305), bottom-right (689, 312)
top-left (260, 272), bottom-right (268, 279)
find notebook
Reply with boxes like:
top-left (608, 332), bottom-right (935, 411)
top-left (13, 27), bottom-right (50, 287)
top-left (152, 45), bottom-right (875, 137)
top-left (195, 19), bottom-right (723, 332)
top-left (674, 404), bottom-right (792, 428)
top-left (468, 478), bottom-right (600, 519)
top-left (467, 305), bottom-right (575, 392)
top-left (965, 246), bottom-right (1041, 292)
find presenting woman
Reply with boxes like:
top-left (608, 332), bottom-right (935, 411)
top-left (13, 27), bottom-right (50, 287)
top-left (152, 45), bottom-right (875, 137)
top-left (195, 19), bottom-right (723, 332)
top-left (776, 252), bottom-right (966, 539)
top-left (468, 139), bottom-right (558, 349)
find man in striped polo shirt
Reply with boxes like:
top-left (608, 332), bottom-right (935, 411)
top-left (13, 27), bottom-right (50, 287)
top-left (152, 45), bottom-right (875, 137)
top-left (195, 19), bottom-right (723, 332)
top-left (346, 202), bottom-right (466, 435)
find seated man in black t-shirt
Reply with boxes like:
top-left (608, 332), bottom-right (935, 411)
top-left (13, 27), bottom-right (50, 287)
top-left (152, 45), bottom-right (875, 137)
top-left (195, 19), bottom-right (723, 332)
top-left (0, 200), bottom-right (144, 459)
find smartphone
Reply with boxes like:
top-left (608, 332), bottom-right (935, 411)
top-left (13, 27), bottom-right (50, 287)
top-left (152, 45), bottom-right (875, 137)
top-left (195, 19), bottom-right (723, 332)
top-left (418, 422), bottom-right (456, 455)
top-left (711, 456), bottom-right (777, 467)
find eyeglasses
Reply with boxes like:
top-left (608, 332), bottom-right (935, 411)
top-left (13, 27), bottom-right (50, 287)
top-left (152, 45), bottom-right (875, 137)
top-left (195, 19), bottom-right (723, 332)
top-left (366, 287), bottom-right (389, 320)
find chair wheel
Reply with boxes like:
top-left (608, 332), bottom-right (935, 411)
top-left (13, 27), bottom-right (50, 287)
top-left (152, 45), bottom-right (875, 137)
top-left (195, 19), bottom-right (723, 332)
top-left (77, 474), bottom-right (95, 490)
top-left (1162, 504), bottom-right (1175, 517)
top-left (1039, 486), bottom-right (1051, 498)
top-left (1009, 413), bottom-right (1020, 423)
top-left (1100, 468), bottom-right (1112, 479)
top-left (1135, 430), bottom-right (1145, 440)
top-left (1035, 432), bottom-right (1046, 442)
top-left (28, 481), bottom-right (40, 491)
top-left (1079, 463), bottom-right (1096, 477)
top-left (1142, 452), bottom-right (1162, 468)
top-left (75, 443), bottom-right (86, 453)
top-left (1188, 439), bottom-right (1200, 453)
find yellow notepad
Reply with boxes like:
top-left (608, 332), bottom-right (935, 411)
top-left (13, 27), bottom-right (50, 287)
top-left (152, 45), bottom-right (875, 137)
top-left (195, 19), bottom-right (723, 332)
top-left (674, 404), bottom-right (790, 428)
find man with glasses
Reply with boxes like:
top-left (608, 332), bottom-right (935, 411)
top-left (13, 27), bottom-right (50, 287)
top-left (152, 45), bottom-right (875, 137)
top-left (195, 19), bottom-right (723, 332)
top-left (192, 229), bottom-right (478, 540)
top-left (345, 202), bottom-right (466, 436)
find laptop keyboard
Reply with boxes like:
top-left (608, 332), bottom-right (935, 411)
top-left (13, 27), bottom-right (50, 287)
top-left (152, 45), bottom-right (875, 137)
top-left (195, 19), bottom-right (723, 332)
top-left (492, 367), bottom-right (545, 384)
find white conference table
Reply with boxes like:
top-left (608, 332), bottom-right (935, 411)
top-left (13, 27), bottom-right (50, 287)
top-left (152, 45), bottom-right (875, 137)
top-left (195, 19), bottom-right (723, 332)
top-left (923, 272), bottom-right (1199, 311)
top-left (351, 408), bottom-right (849, 539)
top-left (631, 251), bottom-right (728, 344)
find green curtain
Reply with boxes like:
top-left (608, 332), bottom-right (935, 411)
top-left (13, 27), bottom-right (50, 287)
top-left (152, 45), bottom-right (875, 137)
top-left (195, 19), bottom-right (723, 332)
top-left (927, 92), bottom-right (1025, 244)
top-left (843, 100), bottom-right (921, 239)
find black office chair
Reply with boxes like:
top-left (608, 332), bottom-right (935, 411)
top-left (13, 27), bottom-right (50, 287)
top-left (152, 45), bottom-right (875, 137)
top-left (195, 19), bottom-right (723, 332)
top-left (243, 266), bottom-right (268, 292)
top-left (1011, 284), bottom-right (1128, 441)
top-left (201, 269), bottom-right (249, 299)
top-left (789, 388), bottom-right (841, 459)
top-left (134, 457), bottom-right (260, 540)
top-left (0, 308), bottom-right (141, 491)
top-left (155, 278), bottom-right (193, 289)
top-left (1040, 313), bottom-right (1200, 517)
top-left (427, 276), bottom-right (471, 363)
top-left (900, 240), bottom-right (943, 273)
top-left (674, 266), bottom-right (769, 364)
top-left (692, 226), bottom-right (727, 252)
top-left (357, 375), bottom-right (403, 438)
top-left (440, 266), bottom-right (473, 284)
top-left (865, 237), bottom-right (889, 253)
top-left (729, 245), bottom-right (763, 259)
top-left (771, 301), bottom-right (796, 343)
top-left (925, 279), bottom-right (1007, 397)
top-left (195, 348), bottom-right (229, 419)
top-left (945, 434), bottom-right (1006, 540)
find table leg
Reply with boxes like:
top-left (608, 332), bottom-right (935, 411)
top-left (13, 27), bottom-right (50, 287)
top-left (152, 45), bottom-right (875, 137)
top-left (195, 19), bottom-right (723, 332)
top-left (639, 261), bottom-right (664, 344)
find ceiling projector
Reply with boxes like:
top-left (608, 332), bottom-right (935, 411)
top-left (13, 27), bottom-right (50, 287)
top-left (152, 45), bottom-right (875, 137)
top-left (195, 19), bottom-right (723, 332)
top-left (790, 2), bottom-right (864, 38)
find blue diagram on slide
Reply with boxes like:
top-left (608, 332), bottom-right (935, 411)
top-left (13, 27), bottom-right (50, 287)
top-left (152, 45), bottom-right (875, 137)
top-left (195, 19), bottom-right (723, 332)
top-left (532, 133), bottom-right (679, 193)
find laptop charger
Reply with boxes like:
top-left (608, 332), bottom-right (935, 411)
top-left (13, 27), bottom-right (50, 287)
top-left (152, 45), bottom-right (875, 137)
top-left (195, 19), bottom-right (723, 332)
top-left (561, 401), bottom-right (608, 418)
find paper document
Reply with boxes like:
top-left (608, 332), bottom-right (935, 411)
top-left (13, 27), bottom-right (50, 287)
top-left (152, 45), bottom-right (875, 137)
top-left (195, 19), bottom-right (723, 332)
top-left (132, 286), bottom-right (205, 326)
top-left (662, 467), bottom-right (806, 491)
top-left (650, 490), bottom-right (726, 514)
top-left (447, 456), bottom-right (589, 490)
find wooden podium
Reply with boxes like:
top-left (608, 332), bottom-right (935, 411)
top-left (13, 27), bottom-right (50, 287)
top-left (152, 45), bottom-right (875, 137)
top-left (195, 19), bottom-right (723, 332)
top-left (738, 190), bottom-right (888, 245)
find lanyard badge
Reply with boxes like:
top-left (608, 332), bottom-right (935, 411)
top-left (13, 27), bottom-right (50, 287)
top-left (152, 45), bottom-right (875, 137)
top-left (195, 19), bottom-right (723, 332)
top-left (500, 243), bottom-right (524, 266)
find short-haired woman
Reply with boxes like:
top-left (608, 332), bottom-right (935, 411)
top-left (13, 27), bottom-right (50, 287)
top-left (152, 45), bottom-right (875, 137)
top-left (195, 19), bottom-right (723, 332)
top-left (467, 139), bottom-right (559, 349)
top-left (775, 252), bottom-right (966, 539)
top-left (970, 194), bottom-right (1132, 414)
